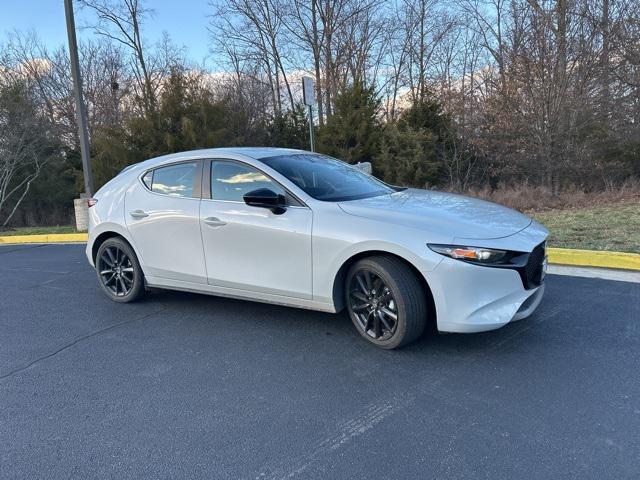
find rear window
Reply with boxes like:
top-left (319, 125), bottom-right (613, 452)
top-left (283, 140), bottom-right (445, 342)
top-left (148, 162), bottom-right (197, 198)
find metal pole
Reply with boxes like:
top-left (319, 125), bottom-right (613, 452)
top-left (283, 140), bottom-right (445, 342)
top-left (64, 0), bottom-right (94, 196)
top-left (308, 105), bottom-right (315, 152)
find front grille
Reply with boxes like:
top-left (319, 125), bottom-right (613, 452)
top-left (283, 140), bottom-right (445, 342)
top-left (520, 241), bottom-right (546, 289)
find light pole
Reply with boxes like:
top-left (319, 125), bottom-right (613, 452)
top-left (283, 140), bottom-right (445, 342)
top-left (64, 0), bottom-right (94, 197)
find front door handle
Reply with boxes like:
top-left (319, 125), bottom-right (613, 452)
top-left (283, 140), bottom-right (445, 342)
top-left (204, 216), bottom-right (227, 227)
top-left (129, 209), bottom-right (149, 219)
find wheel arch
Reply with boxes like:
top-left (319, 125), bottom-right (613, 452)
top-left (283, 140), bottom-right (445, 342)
top-left (91, 229), bottom-right (137, 265)
top-left (331, 250), bottom-right (437, 329)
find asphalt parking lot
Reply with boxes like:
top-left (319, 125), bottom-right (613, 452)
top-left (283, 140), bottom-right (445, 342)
top-left (1, 244), bottom-right (639, 479)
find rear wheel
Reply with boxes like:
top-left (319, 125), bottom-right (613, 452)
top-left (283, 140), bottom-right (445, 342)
top-left (345, 256), bottom-right (427, 349)
top-left (95, 237), bottom-right (145, 303)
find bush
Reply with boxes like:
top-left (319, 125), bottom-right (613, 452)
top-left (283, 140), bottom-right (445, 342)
top-left (374, 98), bottom-right (453, 187)
top-left (317, 83), bottom-right (382, 164)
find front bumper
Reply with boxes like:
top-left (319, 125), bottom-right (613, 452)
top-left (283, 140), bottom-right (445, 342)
top-left (423, 243), bottom-right (547, 333)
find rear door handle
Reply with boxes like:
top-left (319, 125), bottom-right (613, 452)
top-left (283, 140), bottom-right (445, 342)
top-left (129, 209), bottom-right (149, 219)
top-left (204, 216), bottom-right (227, 227)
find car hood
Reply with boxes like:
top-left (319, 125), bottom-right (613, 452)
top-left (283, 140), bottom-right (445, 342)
top-left (338, 188), bottom-right (532, 240)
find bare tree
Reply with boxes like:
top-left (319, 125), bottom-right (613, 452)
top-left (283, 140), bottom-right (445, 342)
top-left (284, 0), bottom-right (327, 123)
top-left (1, 0), bottom-right (637, 208)
top-left (209, 0), bottom-right (296, 116)
top-left (0, 79), bottom-right (56, 227)
top-left (79, 0), bottom-right (159, 114)
top-left (3, 32), bottom-right (132, 145)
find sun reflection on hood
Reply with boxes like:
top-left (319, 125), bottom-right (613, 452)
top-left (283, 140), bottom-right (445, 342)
top-left (338, 188), bottom-right (532, 240)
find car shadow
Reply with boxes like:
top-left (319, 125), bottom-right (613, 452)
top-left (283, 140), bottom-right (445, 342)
top-left (141, 287), bottom-right (554, 357)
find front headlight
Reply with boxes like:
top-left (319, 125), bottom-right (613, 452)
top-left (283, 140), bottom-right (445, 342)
top-left (427, 244), bottom-right (522, 266)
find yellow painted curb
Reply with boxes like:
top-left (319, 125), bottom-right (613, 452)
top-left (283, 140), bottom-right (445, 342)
top-left (1, 233), bottom-right (638, 271)
top-left (0, 233), bottom-right (88, 244)
top-left (547, 247), bottom-right (640, 271)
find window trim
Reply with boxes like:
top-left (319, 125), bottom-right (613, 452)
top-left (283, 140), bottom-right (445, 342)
top-left (141, 169), bottom-right (154, 189)
top-left (139, 160), bottom-right (203, 200)
top-left (203, 158), bottom-right (307, 208)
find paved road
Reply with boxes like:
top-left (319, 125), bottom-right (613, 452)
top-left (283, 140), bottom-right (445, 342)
top-left (1, 244), bottom-right (639, 479)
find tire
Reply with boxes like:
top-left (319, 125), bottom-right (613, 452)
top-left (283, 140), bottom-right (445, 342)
top-left (95, 237), bottom-right (146, 303)
top-left (345, 255), bottom-right (427, 349)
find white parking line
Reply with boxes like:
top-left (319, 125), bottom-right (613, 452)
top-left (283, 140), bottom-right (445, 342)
top-left (256, 393), bottom-right (414, 479)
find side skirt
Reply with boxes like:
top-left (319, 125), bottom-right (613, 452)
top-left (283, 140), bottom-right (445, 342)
top-left (145, 275), bottom-right (337, 314)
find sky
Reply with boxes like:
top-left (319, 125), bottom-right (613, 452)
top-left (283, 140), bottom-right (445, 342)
top-left (1, 0), bottom-right (214, 66)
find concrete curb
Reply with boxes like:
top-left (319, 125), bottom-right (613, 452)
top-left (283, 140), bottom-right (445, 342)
top-left (1, 233), bottom-right (639, 271)
top-left (548, 265), bottom-right (640, 283)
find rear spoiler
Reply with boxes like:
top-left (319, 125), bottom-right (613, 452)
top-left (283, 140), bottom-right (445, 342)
top-left (118, 163), bottom-right (138, 175)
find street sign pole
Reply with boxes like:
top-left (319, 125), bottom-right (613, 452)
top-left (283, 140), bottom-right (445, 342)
top-left (64, 0), bottom-right (94, 196)
top-left (302, 77), bottom-right (316, 152)
top-left (307, 105), bottom-right (315, 152)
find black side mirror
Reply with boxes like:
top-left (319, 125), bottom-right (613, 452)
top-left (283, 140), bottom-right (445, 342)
top-left (243, 188), bottom-right (287, 214)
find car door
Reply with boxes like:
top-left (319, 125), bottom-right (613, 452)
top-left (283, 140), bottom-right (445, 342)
top-left (125, 160), bottom-right (207, 284)
top-left (199, 159), bottom-right (313, 299)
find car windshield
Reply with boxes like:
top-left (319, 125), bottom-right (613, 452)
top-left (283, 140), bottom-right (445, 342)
top-left (261, 154), bottom-right (394, 202)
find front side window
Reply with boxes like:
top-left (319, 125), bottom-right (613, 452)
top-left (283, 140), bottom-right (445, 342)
top-left (150, 162), bottom-right (197, 197)
top-left (211, 161), bottom-right (284, 202)
top-left (261, 154), bottom-right (394, 202)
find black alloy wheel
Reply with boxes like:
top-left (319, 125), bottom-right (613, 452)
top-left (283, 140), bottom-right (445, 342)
top-left (348, 269), bottom-right (399, 341)
top-left (95, 237), bottom-right (145, 302)
top-left (345, 256), bottom-right (428, 349)
top-left (98, 245), bottom-right (135, 296)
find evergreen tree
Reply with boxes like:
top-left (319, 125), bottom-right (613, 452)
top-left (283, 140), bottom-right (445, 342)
top-left (91, 68), bottom-right (233, 188)
top-left (317, 83), bottom-right (382, 164)
top-left (268, 105), bottom-right (309, 149)
top-left (376, 97), bottom-right (453, 188)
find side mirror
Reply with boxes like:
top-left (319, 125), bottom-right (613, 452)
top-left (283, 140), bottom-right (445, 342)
top-left (243, 188), bottom-right (287, 214)
top-left (354, 161), bottom-right (372, 175)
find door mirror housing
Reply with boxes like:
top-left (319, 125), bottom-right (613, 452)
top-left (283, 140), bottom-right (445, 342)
top-left (354, 161), bottom-right (372, 175)
top-left (243, 188), bottom-right (287, 214)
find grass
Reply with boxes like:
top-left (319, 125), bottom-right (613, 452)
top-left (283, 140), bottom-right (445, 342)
top-left (0, 225), bottom-right (80, 236)
top-left (1, 201), bottom-right (639, 253)
top-left (530, 202), bottom-right (640, 253)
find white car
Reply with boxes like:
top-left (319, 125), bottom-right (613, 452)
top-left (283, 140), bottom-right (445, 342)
top-left (86, 148), bottom-right (548, 349)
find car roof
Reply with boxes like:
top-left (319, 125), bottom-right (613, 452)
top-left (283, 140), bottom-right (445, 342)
top-left (118, 147), bottom-right (312, 176)
top-left (217, 147), bottom-right (308, 159)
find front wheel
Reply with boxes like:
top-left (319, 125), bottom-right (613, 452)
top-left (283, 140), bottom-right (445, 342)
top-left (345, 256), bottom-right (427, 349)
top-left (95, 237), bottom-right (145, 303)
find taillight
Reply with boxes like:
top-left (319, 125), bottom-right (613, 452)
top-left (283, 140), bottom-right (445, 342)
top-left (87, 198), bottom-right (98, 208)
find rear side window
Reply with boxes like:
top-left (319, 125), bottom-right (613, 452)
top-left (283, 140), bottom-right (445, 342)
top-left (149, 162), bottom-right (197, 198)
top-left (211, 161), bottom-right (284, 202)
top-left (142, 170), bottom-right (153, 189)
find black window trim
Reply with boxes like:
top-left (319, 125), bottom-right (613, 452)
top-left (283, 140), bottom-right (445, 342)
top-left (202, 158), bottom-right (307, 208)
top-left (142, 169), bottom-right (153, 189)
top-left (139, 159), bottom-right (204, 200)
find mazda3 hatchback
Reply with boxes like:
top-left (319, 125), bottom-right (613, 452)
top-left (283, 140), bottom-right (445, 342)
top-left (86, 148), bottom-right (548, 349)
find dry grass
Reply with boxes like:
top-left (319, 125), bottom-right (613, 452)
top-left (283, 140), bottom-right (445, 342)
top-left (459, 182), bottom-right (640, 252)
top-left (461, 181), bottom-right (640, 212)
